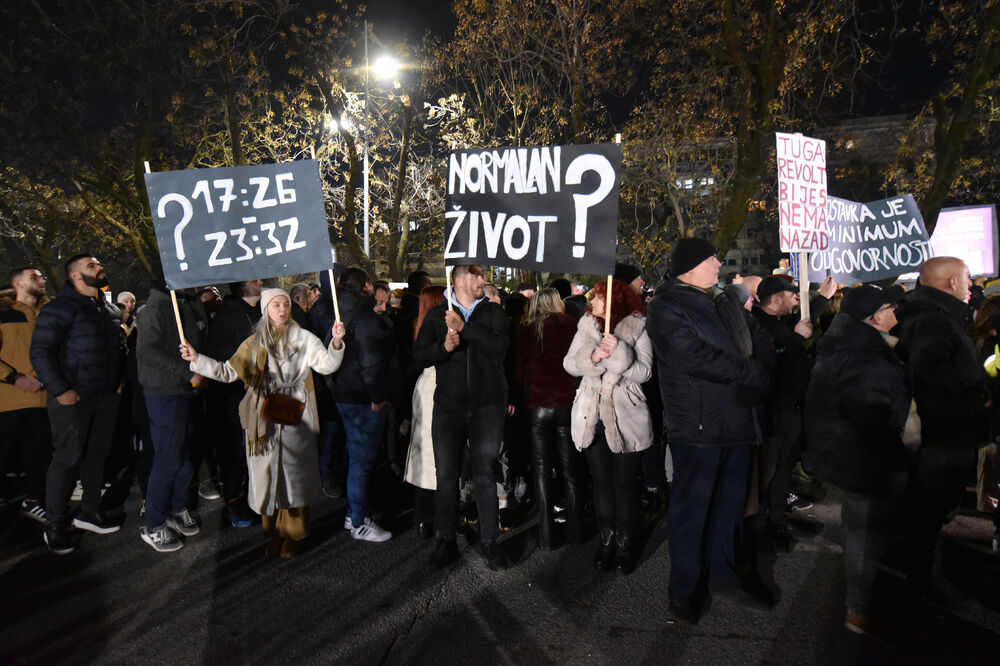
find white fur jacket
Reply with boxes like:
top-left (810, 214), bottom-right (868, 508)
top-left (562, 313), bottom-right (654, 453)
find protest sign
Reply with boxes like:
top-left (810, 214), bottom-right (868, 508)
top-left (809, 194), bottom-right (930, 283)
top-left (445, 143), bottom-right (621, 275)
top-left (144, 160), bottom-right (332, 290)
top-left (776, 132), bottom-right (828, 252)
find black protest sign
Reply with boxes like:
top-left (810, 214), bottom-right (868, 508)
top-left (144, 160), bottom-right (332, 290)
top-left (809, 194), bottom-right (931, 283)
top-left (445, 143), bottom-right (621, 275)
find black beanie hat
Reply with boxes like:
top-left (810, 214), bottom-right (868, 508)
top-left (841, 284), bottom-right (906, 321)
top-left (671, 238), bottom-right (717, 276)
top-left (613, 263), bottom-right (642, 284)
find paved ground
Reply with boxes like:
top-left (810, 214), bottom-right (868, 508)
top-left (1, 473), bottom-right (998, 665)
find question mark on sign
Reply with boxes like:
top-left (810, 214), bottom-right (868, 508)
top-left (564, 154), bottom-right (616, 258)
top-left (157, 193), bottom-right (194, 271)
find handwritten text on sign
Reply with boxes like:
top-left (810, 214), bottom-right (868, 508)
top-left (776, 132), bottom-right (828, 252)
top-left (144, 161), bottom-right (333, 290)
top-left (445, 143), bottom-right (621, 275)
top-left (810, 195), bottom-right (930, 283)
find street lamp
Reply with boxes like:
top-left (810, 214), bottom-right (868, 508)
top-left (362, 21), bottom-right (402, 257)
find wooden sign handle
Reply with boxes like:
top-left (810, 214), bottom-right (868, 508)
top-left (327, 269), bottom-right (341, 323)
top-left (446, 266), bottom-right (454, 312)
top-left (169, 289), bottom-right (188, 346)
top-left (604, 274), bottom-right (613, 336)
top-left (798, 251), bottom-right (810, 322)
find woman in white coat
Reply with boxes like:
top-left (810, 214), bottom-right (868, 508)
top-left (180, 288), bottom-right (345, 557)
top-left (564, 278), bottom-right (653, 574)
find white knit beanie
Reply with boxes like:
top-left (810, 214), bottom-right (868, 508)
top-left (260, 288), bottom-right (290, 314)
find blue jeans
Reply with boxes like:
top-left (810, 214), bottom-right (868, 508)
top-left (336, 402), bottom-right (386, 527)
top-left (145, 394), bottom-right (194, 530)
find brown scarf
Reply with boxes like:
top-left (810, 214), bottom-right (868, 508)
top-left (229, 337), bottom-right (273, 456)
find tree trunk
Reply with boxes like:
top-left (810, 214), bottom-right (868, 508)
top-left (385, 105), bottom-right (413, 281)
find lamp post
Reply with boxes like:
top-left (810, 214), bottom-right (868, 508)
top-left (362, 21), bottom-right (400, 257)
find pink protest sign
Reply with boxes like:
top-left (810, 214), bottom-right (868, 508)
top-left (776, 132), bottom-right (829, 252)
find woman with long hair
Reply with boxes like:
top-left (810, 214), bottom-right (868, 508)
top-left (516, 287), bottom-right (582, 549)
top-left (564, 278), bottom-right (653, 573)
top-left (403, 286), bottom-right (447, 537)
top-left (180, 288), bottom-right (345, 557)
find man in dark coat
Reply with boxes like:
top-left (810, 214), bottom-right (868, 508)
top-left (203, 279), bottom-right (262, 527)
top-left (805, 284), bottom-right (908, 635)
top-left (413, 263), bottom-right (511, 570)
top-left (135, 270), bottom-right (206, 553)
top-left (751, 276), bottom-right (819, 547)
top-left (647, 238), bottom-right (775, 624)
top-left (895, 257), bottom-right (992, 600)
top-left (30, 253), bottom-right (125, 553)
top-left (324, 267), bottom-right (393, 542)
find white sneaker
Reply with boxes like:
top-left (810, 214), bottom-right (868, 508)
top-left (197, 479), bottom-right (222, 501)
top-left (165, 508), bottom-right (200, 536)
top-left (20, 499), bottom-right (47, 523)
top-left (344, 515), bottom-right (353, 530)
top-left (70, 480), bottom-right (83, 502)
top-left (141, 524), bottom-right (183, 552)
top-left (350, 517), bottom-right (391, 542)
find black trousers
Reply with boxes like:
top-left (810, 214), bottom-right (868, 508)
top-left (761, 410), bottom-right (803, 528)
top-left (668, 443), bottom-right (751, 599)
top-left (584, 427), bottom-right (641, 534)
top-left (432, 403), bottom-right (505, 544)
top-left (905, 446), bottom-right (977, 588)
top-left (45, 392), bottom-right (119, 525)
top-left (529, 406), bottom-right (583, 545)
top-left (0, 407), bottom-right (52, 501)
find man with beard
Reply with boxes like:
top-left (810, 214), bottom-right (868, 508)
top-left (30, 254), bottom-right (126, 554)
top-left (413, 263), bottom-right (511, 570)
top-left (1, 267), bottom-right (51, 524)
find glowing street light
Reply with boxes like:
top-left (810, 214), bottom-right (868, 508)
top-left (373, 56), bottom-right (400, 82)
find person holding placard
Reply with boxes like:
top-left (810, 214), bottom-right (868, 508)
top-left (563, 279), bottom-right (653, 573)
top-left (647, 238), bottom-right (775, 624)
top-left (413, 263), bottom-right (510, 571)
top-left (180, 288), bottom-right (346, 558)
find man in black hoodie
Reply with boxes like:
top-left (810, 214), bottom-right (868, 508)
top-left (895, 257), bottom-right (992, 601)
top-left (30, 253), bottom-right (125, 554)
top-left (413, 263), bottom-right (510, 570)
top-left (135, 267), bottom-right (207, 552)
top-left (325, 268), bottom-right (393, 542)
top-left (204, 279), bottom-right (262, 527)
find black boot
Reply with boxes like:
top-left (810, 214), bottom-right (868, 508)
top-left (594, 527), bottom-right (615, 570)
top-left (615, 529), bottom-right (637, 575)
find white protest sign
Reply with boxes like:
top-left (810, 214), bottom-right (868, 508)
top-left (776, 132), bottom-right (829, 252)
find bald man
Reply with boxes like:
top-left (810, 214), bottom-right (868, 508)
top-left (895, 256), bottom-right (991, 604)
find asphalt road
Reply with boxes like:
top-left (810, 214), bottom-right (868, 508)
top-left (1, 475), bottom-right (998, 665)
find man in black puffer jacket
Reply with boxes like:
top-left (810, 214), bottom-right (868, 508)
top-left (325, 268), bottom-right (393, 542)
top-left (805, 284), bottom-right (908, 634)
top-left (30, 253), bottom-right (125, 554)
top-left (647, 238), bottom-right (774, 624)
top-left (413, 263), bottom-right (510, 570)
top-left (895, 257), bottom-right (992, 600)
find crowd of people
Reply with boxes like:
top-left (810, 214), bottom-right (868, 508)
top-left (2, 243), bottom-right (999, 637)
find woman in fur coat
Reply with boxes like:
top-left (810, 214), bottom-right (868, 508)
top-left (180, 288), bottom-right (345, 558)
top-left (564, 278), bottom-right (653, 573)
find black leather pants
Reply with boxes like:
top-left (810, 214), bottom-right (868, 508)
top-left (529, 406), bottom-right (583, 547)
